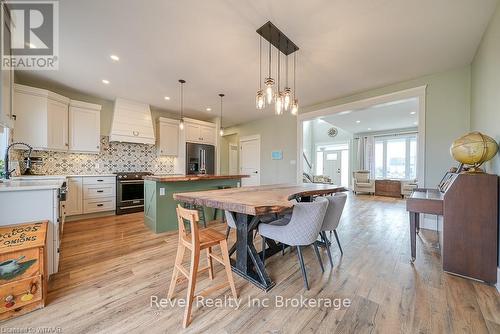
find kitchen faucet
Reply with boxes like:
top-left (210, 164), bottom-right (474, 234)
top-left (3, 142), bottom-right (33, 179)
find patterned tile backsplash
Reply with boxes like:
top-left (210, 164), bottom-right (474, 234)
top-left (12, 136), bottom-right (175, 175)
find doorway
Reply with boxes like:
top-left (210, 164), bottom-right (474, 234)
top-left (240, 135), bottom-right (260, 186)
top-left (229, 143), bottom-right (238, 174)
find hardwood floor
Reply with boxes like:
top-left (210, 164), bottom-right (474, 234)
top-left (2, 194), bottom-right (499, 333)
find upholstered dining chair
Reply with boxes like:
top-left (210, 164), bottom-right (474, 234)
top-left (258, 197), bottom-right (329, 290)
top-left (318, 193), bottom-right (347, 267)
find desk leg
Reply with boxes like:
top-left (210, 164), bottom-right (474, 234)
top-left (415, 213), bottom-right (420, 234)
top-left (409, 212), bottom-right (417, 263)
top-left (231, 213), bottom-right (274, 291)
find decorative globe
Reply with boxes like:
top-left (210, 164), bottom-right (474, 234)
top-left (450, 132), bottom-right (498, 171)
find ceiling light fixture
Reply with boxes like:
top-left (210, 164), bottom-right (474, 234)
top-left (164, 96), bottom-right (170, 100)
top-left (102, 79), bottom-right (110, 84)
top-left (256, 21), bottom-right (299, 116)
top-left (206, 107), bottom-right (212, 112)
top-left (219, 93), bottom-right (225, 136)
top-left (178, 79), bottom-right (186, 130)
top-left (110, 54), bottom-right (120, 61)
top-left (356, 120), bottom-right (361, 124)
top-left (275, 40), bottom-right (283, 115)
top-left (255, 37), bottom-right (265, 110)
top-left (410, 111), bottom-right (416, 115)
top-left (368, 128), bottom-right (372, 130)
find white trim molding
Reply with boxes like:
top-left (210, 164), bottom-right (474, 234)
top-left (297, 85), bottom-right (427, 186)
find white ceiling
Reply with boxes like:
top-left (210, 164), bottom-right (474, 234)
top-left (321, 98), bottom-right (419, 133)
top-left (21, 0), bottom-right (497, 126)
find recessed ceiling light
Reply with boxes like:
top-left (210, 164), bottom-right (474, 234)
top-left (367, 128), bottom-right (372, 130)
top-left (356, 120), bottom-right (361, 124)
top-left (410, 111), bottom-right (416, 115)
top-left (164, 96), bottom-right (170, 100)
top-left (102, 79), bottom-right (110, 84)
top-left (110, 54), bottom-right (120, 61)
top-left (206, 107), bottom-right (212, 112)
top-left (413, 121), bottom-right (418, 125)
top-left (338, 110), bottom-right (352, 115)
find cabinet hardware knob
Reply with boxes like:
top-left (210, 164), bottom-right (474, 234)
top-left (97, 190), bottom-right (104, 193)
top-left (133, 131), bottom-right (139, 136)
top-left (97, 204), bottom-right (104, 207)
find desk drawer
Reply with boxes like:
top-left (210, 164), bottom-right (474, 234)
top-left (83, 184), bottom-right (115, 199)
top-left (83, 198), bottom-right (115, 213)
top-left (83, 176), bottom-right (115, 185)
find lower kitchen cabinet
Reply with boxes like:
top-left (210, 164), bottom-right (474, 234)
top-left (66, 177), bottom-right (83, 215)
top-left (66, 176), bottom-right (116, 216)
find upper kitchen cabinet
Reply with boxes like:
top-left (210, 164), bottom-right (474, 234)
top-left (13, 84), bottom-right (70, 151)
top-left (109, 98), bottom-right (155, 145)
top-left (185, 118), bottom-right (216, 145)
top-left (69, 100), bottom-right (101, 153)
top-left (0, 6), bottom-right (14, 128)
top-left (157, 117), bottom-right (179, 156)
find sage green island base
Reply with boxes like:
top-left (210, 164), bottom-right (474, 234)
top-left (143, 175), bottom-right (244, 233)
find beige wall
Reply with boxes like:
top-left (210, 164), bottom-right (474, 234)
top-left (219, 133), bottom-right (239, 174)
top-left (224, 114), bottom-right (297, 185)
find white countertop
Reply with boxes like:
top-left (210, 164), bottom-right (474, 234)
top-left (12, 174), bottom-right (116, 179)
top-left (0, 179), bottom-right (66, 192)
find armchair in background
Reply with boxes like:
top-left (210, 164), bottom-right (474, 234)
top-left (352, 170), bottom-right (375, 195)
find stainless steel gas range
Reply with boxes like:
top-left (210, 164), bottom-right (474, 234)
top-left (115, 172), bottom-right (152, 215)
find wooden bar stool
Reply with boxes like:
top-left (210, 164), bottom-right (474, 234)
top-left (168, 204), bottom-right (238, 328)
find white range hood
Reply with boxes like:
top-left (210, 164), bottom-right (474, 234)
top-left (109, 98), bottom-right (155, 144)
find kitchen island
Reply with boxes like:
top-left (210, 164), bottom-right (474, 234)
top-left (143, 174), bottom-right (248, 233)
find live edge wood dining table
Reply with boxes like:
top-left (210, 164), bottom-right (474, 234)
top-left (173, 183), bottom-right (347, 291)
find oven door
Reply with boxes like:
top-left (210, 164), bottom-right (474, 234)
top-left (117, 180), bottom-right (145, 208)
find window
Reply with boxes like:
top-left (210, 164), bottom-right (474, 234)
top-left (374, 134), bottom-right (417, 179)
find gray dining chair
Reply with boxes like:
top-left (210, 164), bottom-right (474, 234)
top-left (318, 193), bottom-right (347, 267)
top-left (258, 197), bottom-right (329, 290)
top-left (224, 210), bottom-right (277, 257)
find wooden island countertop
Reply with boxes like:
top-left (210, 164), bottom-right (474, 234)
top-left (144, 174), bottom-right (249, 182)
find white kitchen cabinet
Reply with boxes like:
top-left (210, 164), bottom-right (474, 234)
top-left (157, 117), bottom-right (179, 156)
top-left (63, 176), bottom-right (116, 215)
top-left (48, 99), bottom-right (69, 150)
top-left (69, 100), bottom-right (101, 153)
top-left (13, 84), bottom-right (70, 151)
top-left (0, 5), bottom-right (14, 128)
top-left (66, 177), bottom-right (83, 215)
top-left (184, 118), bottom-right (216, 145)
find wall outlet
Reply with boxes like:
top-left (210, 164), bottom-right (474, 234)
top-left (159, 188), bottom-right (165, 196)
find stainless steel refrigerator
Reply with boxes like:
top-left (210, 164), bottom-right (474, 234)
top-left (186, 143), bottom-right (215, 175)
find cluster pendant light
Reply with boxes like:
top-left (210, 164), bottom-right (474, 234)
top-left (219, 93), bottom-right (225, 136)
top-left (178, 79), bottom-right (186, 130)
top-left (255, 22), bottom-right (299, 115)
